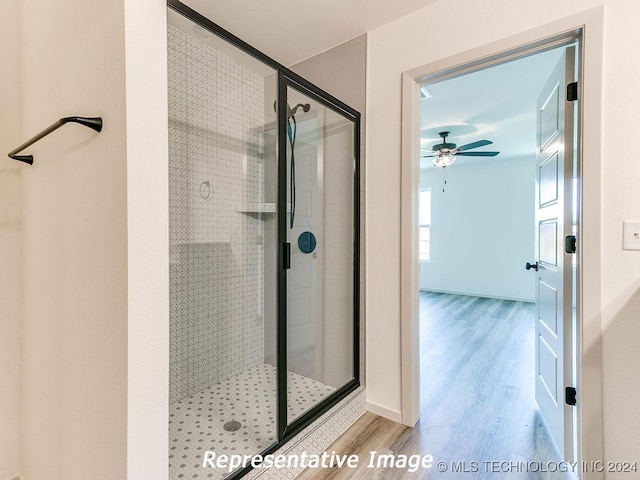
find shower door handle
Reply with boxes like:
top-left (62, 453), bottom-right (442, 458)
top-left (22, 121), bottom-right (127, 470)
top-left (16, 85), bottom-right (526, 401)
top-left (283, 242), bottom-right (291, 270)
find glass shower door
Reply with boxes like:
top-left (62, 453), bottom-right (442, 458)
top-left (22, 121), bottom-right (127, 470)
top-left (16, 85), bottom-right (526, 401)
top-left (279, 79), bottom-right (359, 429)
top-left (168, 2), bottom-right (360, 477)
top-left (167, 8), bottom-right (280, 479)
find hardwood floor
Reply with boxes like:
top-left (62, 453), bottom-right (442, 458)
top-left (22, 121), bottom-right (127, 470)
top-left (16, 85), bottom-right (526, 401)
top-left (298, 293), bottom-right (570, 479)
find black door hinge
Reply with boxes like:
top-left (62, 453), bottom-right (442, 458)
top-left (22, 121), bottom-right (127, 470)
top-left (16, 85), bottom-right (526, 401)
top-left (565, 235), bottom-right (577, 254)
top-left (283, 242), bottom-right (291, 270)
top-left (565, 386), bottom-right (577, 406)
top-left (567, 82), bottom-right (578, 102)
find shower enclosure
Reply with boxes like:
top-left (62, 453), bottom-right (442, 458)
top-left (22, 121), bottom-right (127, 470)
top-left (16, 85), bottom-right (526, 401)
top-left (167, 2), bottom-right (360, 479)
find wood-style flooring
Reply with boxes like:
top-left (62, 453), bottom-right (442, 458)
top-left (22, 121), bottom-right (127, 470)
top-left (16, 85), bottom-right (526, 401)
top-left (298, 293), bottom-right (570, 479)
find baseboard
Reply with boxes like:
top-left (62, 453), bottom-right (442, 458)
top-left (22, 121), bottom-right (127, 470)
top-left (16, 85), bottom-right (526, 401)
top-left (419, 288), bottom-right (534, 303)
top-left (366, 401), bottom-right (402, 423)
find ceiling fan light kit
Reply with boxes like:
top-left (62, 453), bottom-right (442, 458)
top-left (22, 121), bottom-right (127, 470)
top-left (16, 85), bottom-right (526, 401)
top-left (432, 151), bottom-right (456, 167)
top-left (421, 131), bottom-right (500, 167)
top-left (421, 131), bottom-right (501, 191)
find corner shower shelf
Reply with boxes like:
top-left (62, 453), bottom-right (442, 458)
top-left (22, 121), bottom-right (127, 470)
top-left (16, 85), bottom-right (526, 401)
top-left (236, 203), bottom-right (290, 215)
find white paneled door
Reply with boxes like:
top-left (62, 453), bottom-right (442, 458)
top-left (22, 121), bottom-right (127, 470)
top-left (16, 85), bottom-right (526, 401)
top-left (533, 46), bottom-right (576, 461)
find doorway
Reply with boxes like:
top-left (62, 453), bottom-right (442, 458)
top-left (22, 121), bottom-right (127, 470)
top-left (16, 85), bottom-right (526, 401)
top-left (417, 43), bottom-right (579, 466)
top-left (394, 22), bottom-right (603, 476)
top-left (400, 10), bottom-right (606, 475)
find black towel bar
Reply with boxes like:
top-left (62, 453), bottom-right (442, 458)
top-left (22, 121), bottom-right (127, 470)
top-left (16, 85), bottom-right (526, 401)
top-left (7, 116), bottom-right (103, 165)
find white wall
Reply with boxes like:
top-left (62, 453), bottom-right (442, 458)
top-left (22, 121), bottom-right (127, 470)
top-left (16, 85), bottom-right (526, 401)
top-left (419, 157), bottom-right (535, 302)
top-left (0, 167), bottom-right (21, 480)
top-left (18, 1), bottom-right (168, 479)
top-left (0, 2), bottom-right (22, 476)
top-left (124, 1), bottom-right (169, 479)
top-left (366, 0), bottom-right (640, 470)
top-left (19, 0), bottom-right (128, 477)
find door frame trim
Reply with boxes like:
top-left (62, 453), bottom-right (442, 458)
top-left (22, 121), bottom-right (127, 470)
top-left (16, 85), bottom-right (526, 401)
top-left (399, 7), bottom-right (604, 476)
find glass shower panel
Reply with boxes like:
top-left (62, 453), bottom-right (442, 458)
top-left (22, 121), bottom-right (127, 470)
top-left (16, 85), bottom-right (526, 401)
top-left (285, 86), bottom-right (356, 424)
top-left (167, 8), bottom-right (279, 479)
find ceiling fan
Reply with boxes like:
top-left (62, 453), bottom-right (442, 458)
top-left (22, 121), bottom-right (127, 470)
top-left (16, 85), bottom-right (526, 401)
top-left (421, 131), bottom-right (500, 168)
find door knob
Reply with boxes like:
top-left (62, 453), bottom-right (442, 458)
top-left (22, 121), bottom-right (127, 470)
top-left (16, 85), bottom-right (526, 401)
top-left (525, 261), bottom-right (539, 271)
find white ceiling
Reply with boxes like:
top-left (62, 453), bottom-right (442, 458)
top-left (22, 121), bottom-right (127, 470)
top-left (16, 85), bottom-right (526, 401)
top-left (420, 47), bottom-right (566, 170)
top-left (175, 0), bottom-right (567, 173)
top-left (182, 0), bottom-right (439, 66)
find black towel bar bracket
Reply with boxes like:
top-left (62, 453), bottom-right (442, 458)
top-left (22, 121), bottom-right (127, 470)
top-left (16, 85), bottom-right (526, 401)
top-left (7, 116), bottom-right (103, 165)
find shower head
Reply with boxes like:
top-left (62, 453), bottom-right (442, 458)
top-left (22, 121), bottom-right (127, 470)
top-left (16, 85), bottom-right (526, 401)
top-left (272, 101), bottom-right (312, 118)
top-left (290, 103), bottom-right (311, 116)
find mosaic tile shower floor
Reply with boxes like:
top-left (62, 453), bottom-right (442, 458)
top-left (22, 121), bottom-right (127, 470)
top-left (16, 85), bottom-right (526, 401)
top-left (169, 363), bottom-right (335, 479)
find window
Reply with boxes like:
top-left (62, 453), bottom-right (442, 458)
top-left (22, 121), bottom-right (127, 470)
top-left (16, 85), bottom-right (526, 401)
top-left (419, 189), bottom-right (431, 261)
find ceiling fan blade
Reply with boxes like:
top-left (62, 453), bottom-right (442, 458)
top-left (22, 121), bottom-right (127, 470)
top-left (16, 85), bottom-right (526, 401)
top-left (420, 153), bottom-right (437, 157)
top-left (455, 151), bottom-right (500, 157)
top-left (455, 139), bottom-right (493, 152)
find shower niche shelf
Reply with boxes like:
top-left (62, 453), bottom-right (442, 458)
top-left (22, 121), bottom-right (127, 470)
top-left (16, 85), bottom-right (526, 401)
top-left (236, 202), bottom-right (276, 214)
top-left (236, 203), bottom-right (290, 216)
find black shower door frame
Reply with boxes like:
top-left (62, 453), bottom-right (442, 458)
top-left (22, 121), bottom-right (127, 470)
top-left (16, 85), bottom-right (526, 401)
top-left (276, 72), bottom-right (361, 440)
top-left (167, 1), bottom-right (361, 478)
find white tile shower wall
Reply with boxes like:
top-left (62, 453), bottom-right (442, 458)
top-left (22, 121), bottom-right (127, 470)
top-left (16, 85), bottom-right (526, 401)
top-left (168, 25), bottom-right (268, 403)
top-left (321, 117), bottom-right (356, 389)
top-left (290, 35), bottom-right (367, 386)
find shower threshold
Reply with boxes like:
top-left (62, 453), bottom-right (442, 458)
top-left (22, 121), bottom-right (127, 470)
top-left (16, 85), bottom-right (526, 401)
top-left (169, 363), bottom-right (335, 479)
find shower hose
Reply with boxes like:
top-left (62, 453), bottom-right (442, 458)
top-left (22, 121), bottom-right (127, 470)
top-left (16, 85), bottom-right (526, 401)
top-left (287, 115), bottom-right (297, 229)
